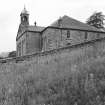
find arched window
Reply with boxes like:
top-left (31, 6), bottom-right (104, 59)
top-left (85, 31), bottom-right (88, 40)
top-left (67, 30), bottom-right (70, 38)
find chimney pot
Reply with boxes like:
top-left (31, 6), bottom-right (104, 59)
top-left (34, 21), bottom-right (37, 26)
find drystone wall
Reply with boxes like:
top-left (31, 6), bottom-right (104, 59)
top-left (2, 37), bottom-right (105, 66)
top-left (34, 37), bottom-right (105, 66)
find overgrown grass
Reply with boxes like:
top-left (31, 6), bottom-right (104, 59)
top-left (0, 53), bottom-right (105, 105)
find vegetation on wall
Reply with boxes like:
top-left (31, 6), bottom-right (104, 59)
top-left (86, 12), bottom-right (105, 29)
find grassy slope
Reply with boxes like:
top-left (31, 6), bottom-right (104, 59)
top-left (0, 54), bottom-right (105, 105)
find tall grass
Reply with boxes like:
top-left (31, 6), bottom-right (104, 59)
top-left (0, 51), bottom-right (105, 105)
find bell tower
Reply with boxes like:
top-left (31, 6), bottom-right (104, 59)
top-left (20, 6), bottom-right (29, 26)
top-left (17, 6), bottom-right (29, 40)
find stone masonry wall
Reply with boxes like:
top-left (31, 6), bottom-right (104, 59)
top-left (26, 31), bottom-right (41, 55)
top-left (42, 27), bottom-right (105, 52)
top-left (13, 37), bottom-right (105, 68)
top-left (3, 37), bottom-right (105, 67)
top-left (17, 32), bottom-right (27, 56)
top-left (36, 37), bottom-right (105, 66)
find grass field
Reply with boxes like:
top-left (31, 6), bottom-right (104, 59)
top-left (0, 51), bottom-right (105, 105)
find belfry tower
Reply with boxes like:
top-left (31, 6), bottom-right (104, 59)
top-left (20, 6), bottom-right (29, 26)
top-left (17, 6), bottom-right (29, 35)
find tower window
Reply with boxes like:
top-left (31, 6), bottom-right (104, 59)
top-left (24, 16), bottom-right (27, 22)
top-left (67, 30), bottom-right (70, 38)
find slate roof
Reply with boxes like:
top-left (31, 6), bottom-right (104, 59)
top-left (27, 26), bottom-right (45, 32)
top-left (21, 15), bottom-right (105, 33)
top-left (50, 15), bottom-right (103, 32)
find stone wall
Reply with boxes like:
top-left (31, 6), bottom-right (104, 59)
top-left (42, 27), bottom-right (105, 52)
top-left (17, 32), bottom-right (26, 56)
top-left (30, 37), bottom-right (105, 66)
top-left (8, 33), bottom-right (105, 67)
top-left (17, 31), bottom-right (42, 57)
top-left (26, 31), bottom-right (41, 55)
top-left (11, 37), bottom-right (105, 67)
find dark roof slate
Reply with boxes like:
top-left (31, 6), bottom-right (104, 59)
top-left (50, 15), bottom-right (103, 32)
top-left (27, 26), bottom-right (45, 32)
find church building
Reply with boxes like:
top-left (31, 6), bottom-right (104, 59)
top-left (16, 7), bottom-right (105, 56)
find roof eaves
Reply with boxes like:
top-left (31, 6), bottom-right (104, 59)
top-left (41, 26), bottom-right (105, 34)
top-left (28, 26), bottom-right (45, 32)
top-left (27, 29), bottom-right (42, 33)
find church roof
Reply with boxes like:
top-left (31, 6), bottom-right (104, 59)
top-left (50, 15), bottom-right (103, 32)
top-left (27, 26), bottom-right (45, 32)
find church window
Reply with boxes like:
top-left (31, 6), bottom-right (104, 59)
top-left (48, 39), bottom-right (52, 44)
top-left (48, 39), bottom-right (52, 49)
top-left (18, 42), bottom-right (21, 56)
top-left (22, 40), bottom-right (24, 55)
top-left (85, 31), bottom-right (88, 40)
top-left (60, 29), bottom-right (63, 40)
top-left (17, 45), bottom-right (19, 56)
top-left (97, 33), bottom-right (100, 38)
top-left (43, 36), bottom-right (47, 50)
top-left (67, 30), bottom-right (70, 38)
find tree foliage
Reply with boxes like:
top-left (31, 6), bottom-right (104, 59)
top-left (86, 12), bottom-right (105, 28)
top-left (8, 51), bottom-right (16, 58)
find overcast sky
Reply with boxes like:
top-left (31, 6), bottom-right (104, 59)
top-left (0, 0), bottom-right (105, 53)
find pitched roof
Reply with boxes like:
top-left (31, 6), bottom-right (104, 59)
top-left (27, 26), bottom-right (45, 32)
top-left (50, 15), bottom-right (103, 32)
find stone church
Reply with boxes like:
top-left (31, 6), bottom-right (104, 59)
top-left (16, 7), bottom-right (105, 57)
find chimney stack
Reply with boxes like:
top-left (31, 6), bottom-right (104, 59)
top-left (34, 21), bottom-right (37, 26)
top-left (58, 17), bottom-right (62, 27)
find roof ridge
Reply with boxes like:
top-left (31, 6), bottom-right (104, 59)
top-left (50, 15), bottom-right (102, 32)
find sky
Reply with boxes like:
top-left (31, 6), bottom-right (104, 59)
top-left (0, 0), bottom-right (105, 53)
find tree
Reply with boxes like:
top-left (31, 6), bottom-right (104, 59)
top-left (8, 51), bottom-right (16, 58)
top-left (0, 57), bottom-right (3, 59)
top-left (86, 12), bottom-right (105, 29)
